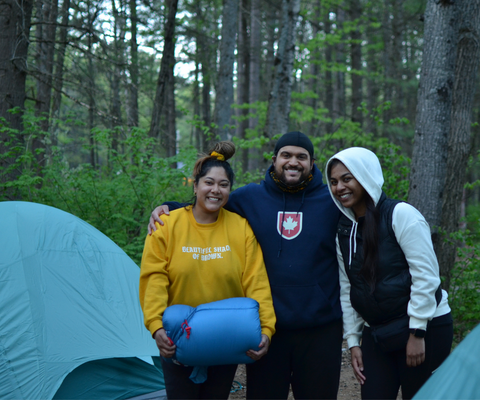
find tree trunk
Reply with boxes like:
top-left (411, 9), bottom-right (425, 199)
top-left (333, 7), bottom-right (346, 121)
top-left (366, 17), bottom-right (379, 136)
top-left (193, 56), bottom-right (202, 149)
top-left (51, 0), bottom-right (71, 146)
top-left (201, 50), bottom-right (212, 151)
top-left (236, 0), bottom-right (249, 171)
top-left (323, 6), bottom-right (334, 135)
top-left (34, 0), bottom-right (59, 167)
top-left (149, 0), bottom-right (178, 141)
top-left (127, 0), bottom-right (139, 128)
top-left (262, 3), bottom-right (276, 101)
top-left (264, 0), bottom-right (301, 138)
top-left (439, 0), bottom-right (480, 288)
top-left (0, 0), bottom-right (34, 199)
top-left (87, 19), bottom-right (96, 168)
top-left (382, 0), bottom-right (392, 136)
top-left (213, 0), bottom-right (238, 140)
top-left (349, 0), bottom-right (363, 125)
top-left (408, 0), bottom-right (458, 250)
top-left (165, 63), bottom-right (176, 161)
top-left (247, 0), bottom-right (261, 169)
top-left (110, 0), bottom-right (125, 153)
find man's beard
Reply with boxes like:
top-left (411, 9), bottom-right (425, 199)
top-left (275, 166), bottom-right (311, 187)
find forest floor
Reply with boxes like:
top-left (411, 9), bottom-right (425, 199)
top-left (228, 341), bottom-right (401, 400)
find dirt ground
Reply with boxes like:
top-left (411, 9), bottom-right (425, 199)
top-left (228, 341), bottom-right (401, 400)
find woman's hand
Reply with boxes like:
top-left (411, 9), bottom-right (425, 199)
top-left (246, 334), bottom-right (270, 361)
top-left (153, 328), bottom-right (176, 358)
top-left (148, 206), bottom-right (170, 234)
top-left (406, 334), bottom-right (425, 367)
top-left (350, 346), bottom-right (366, 385)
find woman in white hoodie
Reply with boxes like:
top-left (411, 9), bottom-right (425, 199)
top-left (325, 147), bottom-right (452, 400)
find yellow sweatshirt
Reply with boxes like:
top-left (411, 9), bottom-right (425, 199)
top-left (139, 207), bottom-right (276, 340)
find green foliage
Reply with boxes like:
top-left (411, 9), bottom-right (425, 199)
top-left (308, 117), bottom-right (410, 200)
top-left (447, 229), bottom-right (480, 343)
top-left (0, 113), bottom-right (198, 266)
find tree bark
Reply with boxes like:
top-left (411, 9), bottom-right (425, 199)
top-left (51, 0), bottom-right (71, 143)
top-left (333, 7), bottom-right (346, 121)
top-left (0, 0), bottom-right (34, 199)
top-left (213, 0), bottom-right (238, 140)
top-left (439, 0), bottom-right (480, 288)
top-left (236, 0), bottom-right (249, 171)
top-left (382, 0), bottom-right (392, 135)
top-left (408, 0), bottom-right (458, 250)
top-left (33, 0), bottom-right (59, 167)
top-left (165, 62), bottom-right (176, 161)
top-left (110, 0), bottom-right (126, 153)
top-left (127, 0), bottom-right (139, 128)
top-left (264, 0), bottom-right (301, 137)
top-left (247, 0), bottom-right (261, 169)
top-left (349, 0), bottom-right (363, 125)
top-left (149, 0), bottom-right (178, 142)
top-left (323, 6), bottom-right (334, 135)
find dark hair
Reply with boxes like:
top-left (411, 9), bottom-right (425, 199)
top-left (328, 158), bottom-right (379, 290)
top-left (361, 194), bottom-right (380, 291)
top-left (193, 141), bottom-right (236, 187)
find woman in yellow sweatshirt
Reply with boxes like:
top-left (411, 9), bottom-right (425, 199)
top-left (139, 141), bottom-right (276, 399)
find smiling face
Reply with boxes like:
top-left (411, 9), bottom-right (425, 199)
top-left (193, 166), bottom-right (231, 223)
top-left (329, 161), bottom-right (367, 218)
top-left (272, 145), bottom-right (314, 187)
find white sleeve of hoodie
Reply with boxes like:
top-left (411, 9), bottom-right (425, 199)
top-left (392, 202), bottom-right (441, 331)
top-left (336, 235), bottom-right (365, 348)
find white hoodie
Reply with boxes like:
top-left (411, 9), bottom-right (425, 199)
top-left (325, 147), bottom-right (450, 349)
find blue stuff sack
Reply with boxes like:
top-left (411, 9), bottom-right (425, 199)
top-left (162, 297), bottom-right (262, 368)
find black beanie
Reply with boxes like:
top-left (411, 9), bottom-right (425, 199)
top-left (273, 131), bottom-right (314, 159)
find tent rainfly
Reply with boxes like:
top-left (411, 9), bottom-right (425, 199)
top-left (413, 323), bottom-right (480, 400)
top-left (0, 201), bottom-right (165, 400)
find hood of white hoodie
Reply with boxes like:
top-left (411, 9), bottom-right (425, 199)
top-left (325, 147), bottom-right (384, 222)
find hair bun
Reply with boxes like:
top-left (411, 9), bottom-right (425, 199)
top-left (210, 141), bottom-right (235, 161)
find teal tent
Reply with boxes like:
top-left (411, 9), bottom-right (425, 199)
top-left (0, 201), bottom-right (165, 400)
top-left (413, 323), bottom-right (480, 400)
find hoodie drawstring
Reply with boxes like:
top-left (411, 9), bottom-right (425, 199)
top-left (278, 192), bottom-right (287, 258)
top-left (348, 220), bottom-right (358, 267)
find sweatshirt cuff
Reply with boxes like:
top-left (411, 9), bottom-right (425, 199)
top-left (261, 327), bottom-right (275, 341)
top-left (409, 316), bottom-right (428, 331)
top-left (149, 320), bottom-right (164, 337)
top-left (347, 334), bottom-right (361, 349)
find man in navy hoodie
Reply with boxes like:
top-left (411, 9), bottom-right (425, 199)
top-left (149, 131), bottom-right (342, 399)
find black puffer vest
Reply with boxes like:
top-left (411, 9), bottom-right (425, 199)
top-left (337, 193), bottom-right (411, 326)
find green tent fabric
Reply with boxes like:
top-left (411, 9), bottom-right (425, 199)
top-left (413, 323), bottom-right (480, 400)
top-left (0, 201), bottom-right (165, 400)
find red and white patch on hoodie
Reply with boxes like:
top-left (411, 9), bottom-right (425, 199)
top-left (277, 212), bottom-right (303, 240)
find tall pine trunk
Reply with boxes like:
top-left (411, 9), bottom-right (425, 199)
top-left (264, 0), bottom-right (301, 137)
top-left (128, 0), bottom-right (139, 128)
top-left (0, 0), bottom-right (34, 199)
top-left (439, 0), bottom-right (480, 288)
top-left (213, 0), bottom-right (238, 140)
top-left (408, 0), bottom-right (458, 250)
top-left (236, 0), bottom-right (249, 171)
top-left (34, 0), bottom-right (59, 168)
top-left (349, 0), bottom-right (363, 125)
top-left (149, 0), bottom-right (178, 150)
top-left (51, 0), bottom-right (71, 147)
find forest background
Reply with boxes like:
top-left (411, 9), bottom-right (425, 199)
top-left (1, 0), bottom-right (480, 343)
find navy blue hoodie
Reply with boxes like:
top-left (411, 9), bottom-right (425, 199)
top-left (224, 164), bottom-right (342, 330)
